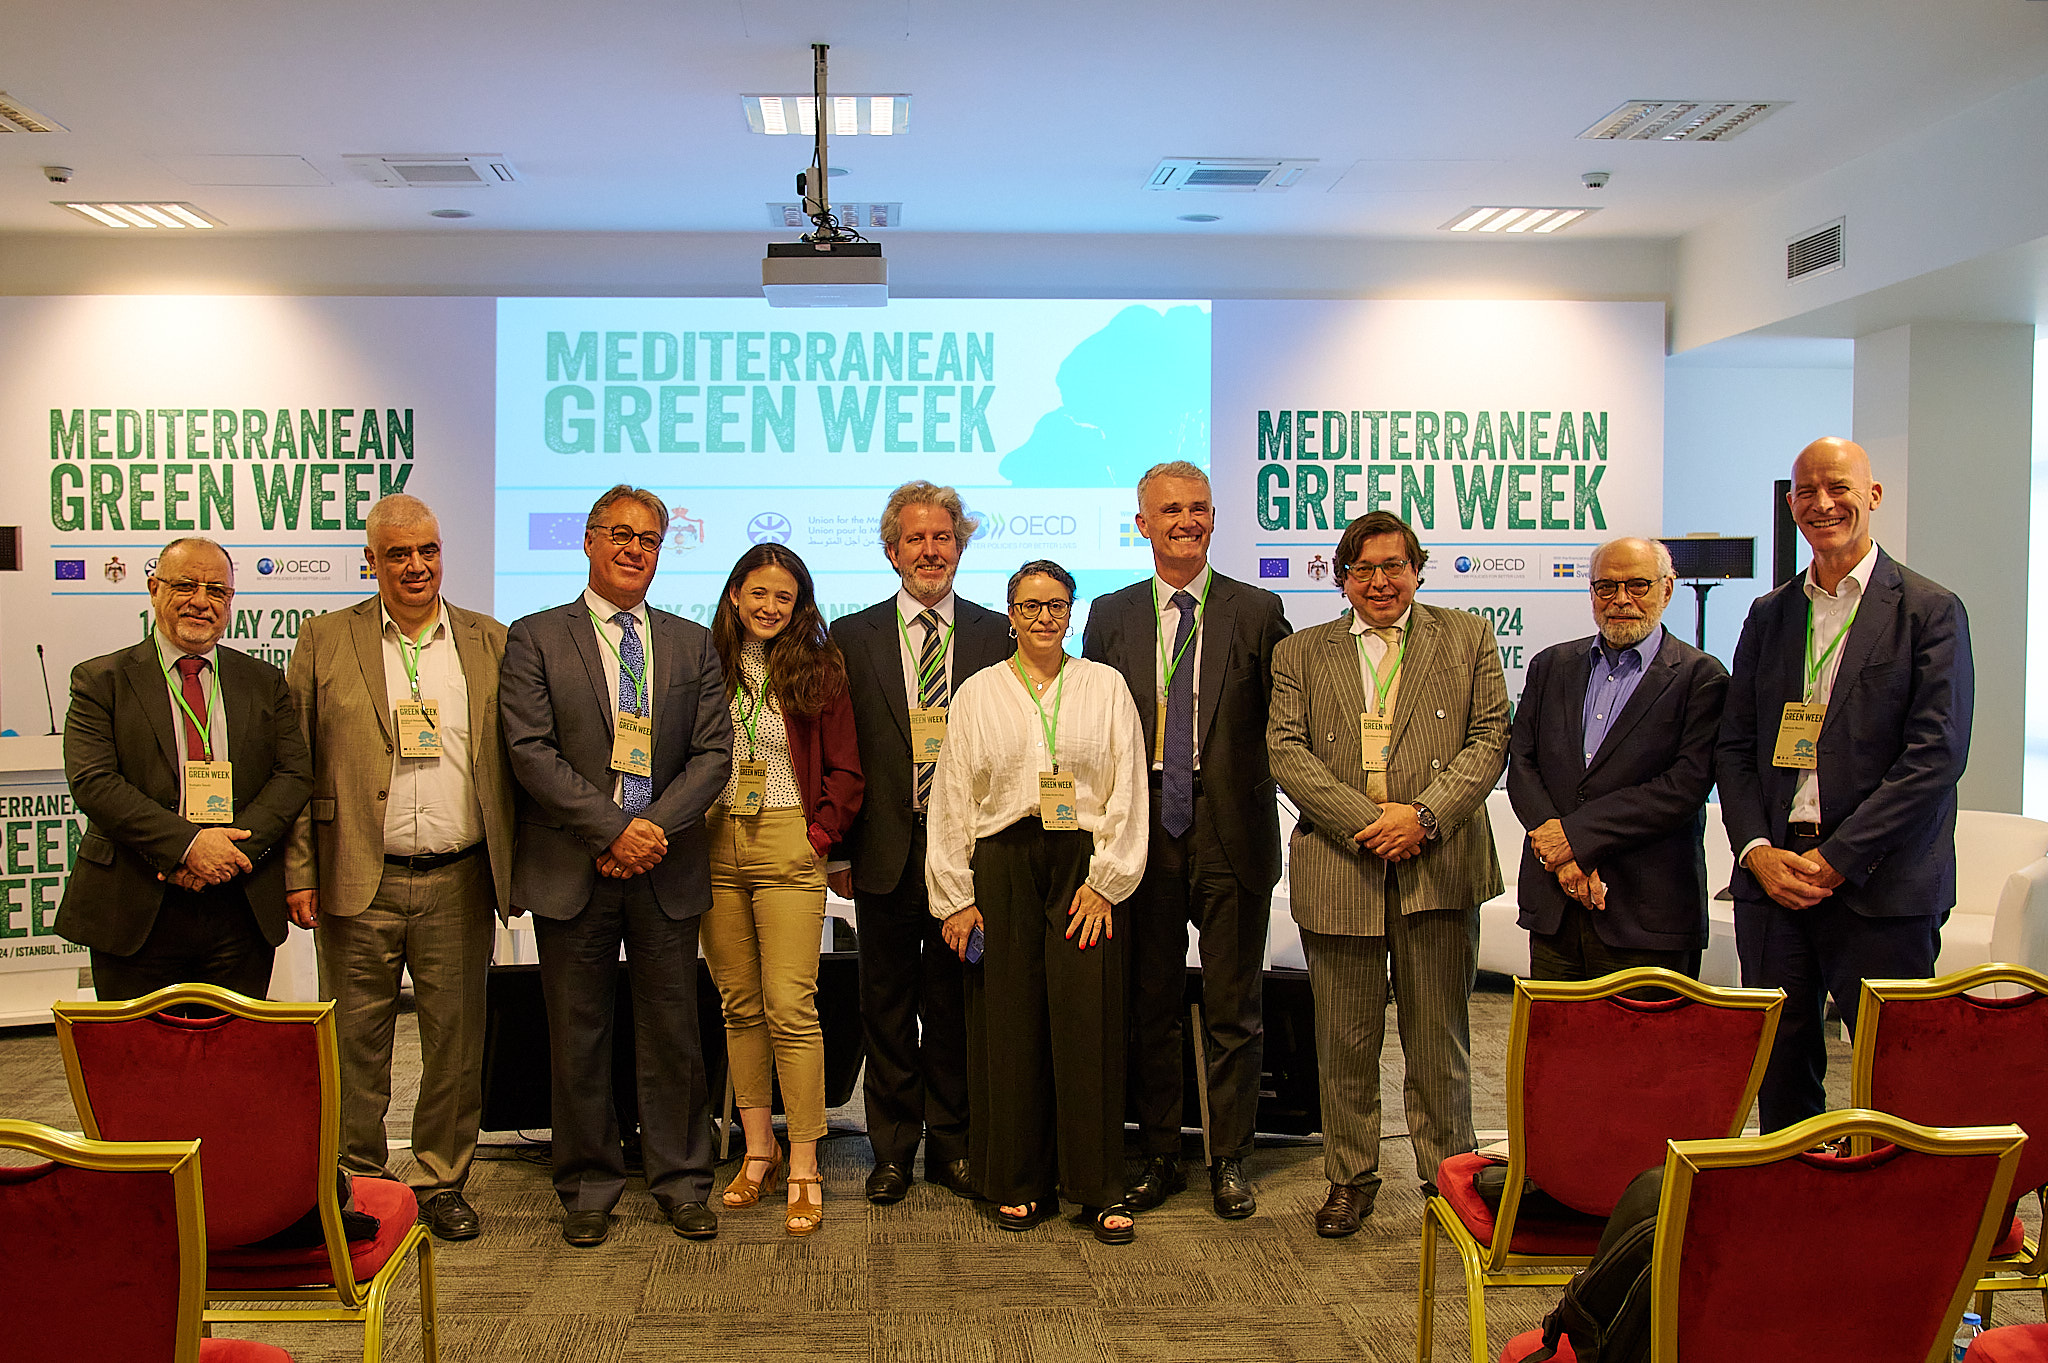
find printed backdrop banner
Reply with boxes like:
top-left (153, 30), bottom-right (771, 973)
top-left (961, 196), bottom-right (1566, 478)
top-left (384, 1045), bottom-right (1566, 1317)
top-left (0, 295), bottom-right (496, 970)
top-left (1210, 299), bottom-right (1666, 708)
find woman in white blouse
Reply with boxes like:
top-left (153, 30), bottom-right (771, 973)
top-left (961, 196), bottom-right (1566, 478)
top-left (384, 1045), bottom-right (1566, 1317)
top-left (704, 544), bottom-right (864, 1236)
top-left (928, 559), bottom-right (1148, 1244)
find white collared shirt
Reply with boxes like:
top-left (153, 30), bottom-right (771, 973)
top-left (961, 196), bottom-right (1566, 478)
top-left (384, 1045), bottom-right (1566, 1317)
top-left (584, 585), bottom-right (655, 806)
top-left (1150, 564), bottom-right (1211, 771)
top-left (378, 600), bottom-right (481, 856)
top-left (1350, 606), bottom-right (1414, 713)
top-left (154, 627), bottom-right (229, 823)
top-left (894, 586), bottom-right (958, 714)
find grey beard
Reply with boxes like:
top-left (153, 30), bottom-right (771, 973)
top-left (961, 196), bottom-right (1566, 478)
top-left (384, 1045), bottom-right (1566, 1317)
top-left (1601, 616), bottom-right (1657, 648)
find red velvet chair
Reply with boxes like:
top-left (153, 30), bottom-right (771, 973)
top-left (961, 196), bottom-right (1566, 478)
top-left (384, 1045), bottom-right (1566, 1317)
top-left (0, 1117), bottom-right (293, 1363)
top-left (1498, 1110), bottom-right (2026, 1363)
top-left (1968, 1324), bottom-right (2048, 1361)
top-left (53, 984), bottom-right (440, 1363)
top-left (1419, 968), bottom-right (1784, 1363)
top-left (1851, 964), bottom-right (2048, 1323)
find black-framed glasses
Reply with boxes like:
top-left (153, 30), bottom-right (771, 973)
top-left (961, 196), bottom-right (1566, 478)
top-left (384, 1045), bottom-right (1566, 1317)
top-left (1010, 599), bottom-right (1072, 621)
top-left (595, 524), bottom-right (663, 553)
top-left (154, 578), bottom-right (234, 603)
top-left (1342, 559), bottom-right (1412, 585)
top-left (1590, 578), bottom-right (1661, 601)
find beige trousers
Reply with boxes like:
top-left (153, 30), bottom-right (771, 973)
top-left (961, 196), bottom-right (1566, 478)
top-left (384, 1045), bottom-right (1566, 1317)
top-left (703, 805), bottom-right (828, 1141)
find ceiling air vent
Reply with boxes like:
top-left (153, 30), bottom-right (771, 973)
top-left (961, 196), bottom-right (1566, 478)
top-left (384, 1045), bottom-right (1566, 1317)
top-left (1786, 218), bottom-right (1845, 282)
top-left (1579, 101), bottom-right (1788, 142)
top-left (342, 154), bottom-right (520, 187)
top-left (770, 202), bottom-right (902, 230)
top-left (0, 91), bottom-right (66, 134)
top-left (1145, 158), bottom-right (1315, 193)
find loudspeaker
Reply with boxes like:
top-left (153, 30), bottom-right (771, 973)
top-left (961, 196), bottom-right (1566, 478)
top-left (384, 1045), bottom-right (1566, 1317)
top-left (0, 527), bottom-right (21, 572)
top-left (1169, 967), bottom-right (1322, 1139)
top-left (1772, 479), bottom-right (1798, 585)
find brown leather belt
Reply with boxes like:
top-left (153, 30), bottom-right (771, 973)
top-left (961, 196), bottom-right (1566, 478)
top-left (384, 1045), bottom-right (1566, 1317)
top-left (383, 843), bottom-right (484, 872)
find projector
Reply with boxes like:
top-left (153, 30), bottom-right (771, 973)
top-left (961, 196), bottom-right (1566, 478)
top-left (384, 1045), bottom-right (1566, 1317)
top-left (762, 240), bottom-right (888, 308)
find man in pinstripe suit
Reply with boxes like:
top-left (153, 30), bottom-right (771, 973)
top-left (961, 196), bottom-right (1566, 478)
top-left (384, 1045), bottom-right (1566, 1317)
top-left (1267, 511), bottom-right (1510, 1237)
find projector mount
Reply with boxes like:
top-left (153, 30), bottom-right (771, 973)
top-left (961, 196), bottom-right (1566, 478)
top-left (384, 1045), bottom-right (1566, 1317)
top-left (797, 43), bottom-right (867, 247)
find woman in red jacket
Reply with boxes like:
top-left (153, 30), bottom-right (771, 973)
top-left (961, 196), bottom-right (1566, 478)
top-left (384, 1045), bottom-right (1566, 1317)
top-left (704, 543), bottom-right (863, 1236)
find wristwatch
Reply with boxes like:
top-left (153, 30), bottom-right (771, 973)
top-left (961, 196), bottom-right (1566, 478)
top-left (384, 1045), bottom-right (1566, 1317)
top-left (1413, 802), bottom-right (1440, 840)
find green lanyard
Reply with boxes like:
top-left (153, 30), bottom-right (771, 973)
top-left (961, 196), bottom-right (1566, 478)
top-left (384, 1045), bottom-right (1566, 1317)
top-left (1152, 575), bottom-right (1210, 699)
top-left (1354, 624), bottom-right (1407, 716)
top-left (394, 618), bottom-right (440, 731)
top-left (1010, 653), bottom-right (1069, 771)
top-left (733, 677), bottom-right (768, 760)
top-left (1803, 595), bottom-right (1861, 703)
top-left (152, 636), bottom-right (220, 763)
top-left (897, 609), bottom-right (957, 699)
top-left (588, 610), bottom-right (649, 716)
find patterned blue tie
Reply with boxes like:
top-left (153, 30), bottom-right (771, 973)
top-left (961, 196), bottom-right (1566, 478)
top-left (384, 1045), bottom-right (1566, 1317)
top-left (614, 611), bottom-right (653, 815)
top-left (1162, 590), bottom-right (1196, 839)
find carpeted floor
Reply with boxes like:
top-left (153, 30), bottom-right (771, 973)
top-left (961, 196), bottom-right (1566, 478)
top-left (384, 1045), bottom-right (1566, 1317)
top-left (4, 975), bottom-right (2039, 1361)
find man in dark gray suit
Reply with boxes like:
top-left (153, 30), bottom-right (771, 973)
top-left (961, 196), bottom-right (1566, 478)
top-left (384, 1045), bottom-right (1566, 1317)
top-left (1083, 460), bottom-right (1289, 1220)
top-left (829, 480), bottom-right (1010, 1203)
top-left (1508, 536), bottom-right (1728, 980)
top-left (1717, 437), bottom-right (1974, 1131)
top-left (500, 484), bottom-right (734, 1247)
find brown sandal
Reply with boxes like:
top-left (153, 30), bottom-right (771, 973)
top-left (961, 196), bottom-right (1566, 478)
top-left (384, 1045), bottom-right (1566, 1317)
top-left (722, 1148), bottom-right (784, 1208)
top-left (786, 1176), bottom-right (824, 1236)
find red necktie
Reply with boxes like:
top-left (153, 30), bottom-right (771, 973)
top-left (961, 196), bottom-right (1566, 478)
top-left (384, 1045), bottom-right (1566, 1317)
top-left (175, 655), bottom-right (211, 760)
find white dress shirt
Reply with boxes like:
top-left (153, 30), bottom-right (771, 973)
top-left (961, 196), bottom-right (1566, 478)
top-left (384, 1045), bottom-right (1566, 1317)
top-left (1150, 565), bottom-right (1211, 771)
top-left (583, 585), bottom-right (654, 806)
top-left (154, 628), bottom-right (229, 838)
top-left (894, 586), bottom-right (958, 713)
top-left (379, 600), bottom-right (482, 856)
top-left (925, 655), bottom-right (1149, 917)
top-left (1350, 605), bottom-right (1414, 709)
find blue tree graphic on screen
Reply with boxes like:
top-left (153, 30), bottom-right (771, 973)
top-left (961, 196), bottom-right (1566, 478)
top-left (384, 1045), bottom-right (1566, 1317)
top-left (998, 304), bottom-right (1209, 488)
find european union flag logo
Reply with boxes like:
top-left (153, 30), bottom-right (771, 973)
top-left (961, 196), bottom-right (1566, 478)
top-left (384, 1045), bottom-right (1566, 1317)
top-left (528, 512), bottom-right (588, 551)
top-left (1259, 558), bottom-right (1289, 579)
top-left (54, 559), bottom-right (85, 580)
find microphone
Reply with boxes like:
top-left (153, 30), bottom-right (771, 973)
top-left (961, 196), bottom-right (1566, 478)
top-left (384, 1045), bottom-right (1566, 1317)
top-left (37, 644), bottom-right (59, 736)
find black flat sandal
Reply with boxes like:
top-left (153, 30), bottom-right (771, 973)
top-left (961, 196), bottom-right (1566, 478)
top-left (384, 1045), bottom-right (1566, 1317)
top-left (994, 1200), bottom-right (1049, 1231)
top-left (1090, 1203), bottom-right (1136, 1245)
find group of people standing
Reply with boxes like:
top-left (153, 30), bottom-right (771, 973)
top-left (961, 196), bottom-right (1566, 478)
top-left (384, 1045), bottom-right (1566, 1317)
top-left (53, 432), bottom-right (1973, 1252)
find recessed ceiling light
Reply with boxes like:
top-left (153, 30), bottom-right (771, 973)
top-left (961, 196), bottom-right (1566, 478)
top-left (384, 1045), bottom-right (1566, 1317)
top-left (55, 200), bottom-right (220, 229)
top-left (1578, 100), bottom-right (1788, 142)
top-left (0, 91), bottom-right (66, 134)
top-left (742, 95), bottom-right (910, 136)
top-left (1440, 206), bottom-right (1600, 235)
top-left (1177, 214), bottom-right (1221, 223)
top-left (429, 208), bottom-right (474, 219)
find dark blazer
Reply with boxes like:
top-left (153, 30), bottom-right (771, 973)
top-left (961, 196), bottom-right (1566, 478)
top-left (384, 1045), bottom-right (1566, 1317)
top-left (57, 638), bottom-right (313, 954)
top-left (830, 595), bottom-right (1011, 897)
top-left (1715, 549), bottom-right (1974, 918)
top-left (1081, 569), bottom-right (1291, 892)
top-left (500, 599), bottom-right (733, 921)
top-left (1508, 629), bottom-right (1728, 951)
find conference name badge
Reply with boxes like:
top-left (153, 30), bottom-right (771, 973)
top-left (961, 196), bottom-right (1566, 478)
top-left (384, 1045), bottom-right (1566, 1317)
top-left (611, 712), bottom-right (654, 778)
top-left (909, 706), bottom-right (948, 762)
top-left (1153, 696), bottom-right (1167, 766)
top-left (1772, 702), bottom-right (1825, 770)
top-left (395, 701), bottom-right (441, 758)
top-left (1038, 771), bottom-right (1079, 831)
top-left (731, 760), bottom-right (768, 817)
top-left (1360, 714), bottom-right (1393, 773)
top-left (183, 761), bottom-right (235, 824)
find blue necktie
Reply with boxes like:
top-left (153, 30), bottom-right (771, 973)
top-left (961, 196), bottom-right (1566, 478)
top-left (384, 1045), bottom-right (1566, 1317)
top-left (614, 611), bottom-right (653, 815)
top-left (1162, 590), bottom-right (1196, 839)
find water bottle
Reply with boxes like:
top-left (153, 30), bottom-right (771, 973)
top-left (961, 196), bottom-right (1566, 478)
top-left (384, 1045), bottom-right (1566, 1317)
top-left (1953, 1310), bottom-right (1983, 1360)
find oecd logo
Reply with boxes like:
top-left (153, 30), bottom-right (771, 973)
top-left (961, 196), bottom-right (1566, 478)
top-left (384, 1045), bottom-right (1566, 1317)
top-left (1455, 556), bottom-right (1474, 573)
top-left (747, 512), bottom-right (793, 545)
top-left (257, 558), bottom-right (277, 575)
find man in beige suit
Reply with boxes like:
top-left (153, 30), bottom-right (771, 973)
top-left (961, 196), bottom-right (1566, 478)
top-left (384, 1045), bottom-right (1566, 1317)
top-left (1267, 510), bottom-right (1509, 1237)
top-left (285, 494), bottom-right (515, 1242)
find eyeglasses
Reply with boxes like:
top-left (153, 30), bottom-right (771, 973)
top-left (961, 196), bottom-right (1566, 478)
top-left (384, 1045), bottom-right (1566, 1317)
top-left (155, 579), bottom-right (233, 603)
top-left (595, 524), bottom-right (664, 554)
top-left (1342, 559), bottom-right (1412, 584)
top-left (1010, 599), bottom-right (1072, 621)
top-left (1590, 578), bottom-right (1663, 601)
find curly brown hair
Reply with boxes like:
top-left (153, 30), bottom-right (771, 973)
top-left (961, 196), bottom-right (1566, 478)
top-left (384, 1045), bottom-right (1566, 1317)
top-left (710, 544), bottom-right (846, 719)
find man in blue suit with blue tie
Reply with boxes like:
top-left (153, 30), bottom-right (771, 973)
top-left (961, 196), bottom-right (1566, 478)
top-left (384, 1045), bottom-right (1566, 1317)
top-left (1717, 437), bottom-right (1974, 1131)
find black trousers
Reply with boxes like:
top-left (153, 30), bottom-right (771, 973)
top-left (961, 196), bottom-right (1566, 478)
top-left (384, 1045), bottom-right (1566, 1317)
top-left (1527, 901), bottom-right (1700, 984)
top-left (90, 884), bottom-right (272, 1001)
top-left (855, 823), bottom-right (970, 1170)
top-left (965, 819), bottom-right (1125, 1209)
top-left (1127, 782), bottom-right (1269, 1160)
top-left (534, 876), bottom-right (713, 1213)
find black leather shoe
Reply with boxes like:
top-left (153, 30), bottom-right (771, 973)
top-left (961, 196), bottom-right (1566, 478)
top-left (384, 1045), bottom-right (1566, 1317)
top-left (866, 1162), bottom-right (912, 1204)
top-left (1210, 1157), bottom-right (1256, 1220)
top-left (1314, 1183), bottom-right (1374, 1238)
top-left (420, 1189), bottom-right (481, 1241)
top-left (668, 1200), bottom-right (718, 1239)
top-left (926, 1156), bottom-right (977, 1199)
top-left (561, 1209), bottom-right (611, 1247)
top-left (1124, 1155), bottom-right (1186, 1211)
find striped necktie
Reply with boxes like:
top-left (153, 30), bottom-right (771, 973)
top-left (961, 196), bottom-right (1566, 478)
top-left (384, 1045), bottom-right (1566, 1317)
top-left (913, 609), bottom-right (947, 809)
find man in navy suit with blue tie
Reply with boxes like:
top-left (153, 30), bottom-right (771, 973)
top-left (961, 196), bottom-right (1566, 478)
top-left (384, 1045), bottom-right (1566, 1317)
top-left (1717, 437), bottom-right (1974, 1131)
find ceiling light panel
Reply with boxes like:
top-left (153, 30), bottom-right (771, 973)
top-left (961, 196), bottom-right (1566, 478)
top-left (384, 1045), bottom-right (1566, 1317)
top-left (1578, 100), bottom-right (1789, 142)
top-left (56, 201), bottom-right (221, 229)
top-left (0, 91), bottom-right (66, 133)
top-left (770, 202), bottom-right (901, 229)
top-left (342, 154), bottom-right (520, 187)
top-left (1439, 206), bottom-right (1600, 234)
top-left (742, 95), bottom-right (910, 135)
top-left (1145, 158), bottom-right (1316, 193)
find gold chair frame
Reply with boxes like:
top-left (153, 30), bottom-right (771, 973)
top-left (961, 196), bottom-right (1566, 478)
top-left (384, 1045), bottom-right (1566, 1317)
top-left (1417, 967), bottom-right (1784, 1363)
top-left (53, 983), bottom-right (440, 1363)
